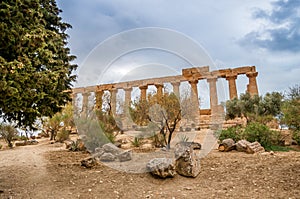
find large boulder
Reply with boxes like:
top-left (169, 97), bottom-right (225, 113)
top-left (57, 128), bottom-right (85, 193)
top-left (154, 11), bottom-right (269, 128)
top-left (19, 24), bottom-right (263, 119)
top-left (174, 142), bottom-right (201, 178)
top-left (146, 158), bottom-right (176, 178)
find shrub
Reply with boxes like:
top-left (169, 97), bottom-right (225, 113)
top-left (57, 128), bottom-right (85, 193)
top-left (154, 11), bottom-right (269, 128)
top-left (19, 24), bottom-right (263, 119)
top-left (243, 122), bottom-right (280, 148)
top-left (0, 124), bottom-right (18, 148)
top-left (0, 143), bottom-right (2, 149)
top-left (292, 130), bottom-right (300, 145)
top-left (131, 137), bottom-right (142, 147)
top-left (215, 125), bottom-right (243, 142)
top-left (56, 128), bottom-right (70, 143)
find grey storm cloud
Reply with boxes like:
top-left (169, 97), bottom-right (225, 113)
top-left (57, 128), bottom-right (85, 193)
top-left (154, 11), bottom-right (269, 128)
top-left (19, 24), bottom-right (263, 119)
top-left (240, 0), bottom-right (300, 52)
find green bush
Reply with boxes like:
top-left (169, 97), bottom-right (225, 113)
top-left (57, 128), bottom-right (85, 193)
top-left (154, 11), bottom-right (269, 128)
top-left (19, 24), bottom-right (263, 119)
top-left (56, 129), bottom-right (70, 143)
top-left (243, 122), bottom-right (280, 148)
top-left (215, 125), bottom-right (243, 142)
top-left (292, 130), bottom-right (300, 145)
top-left (0, 143), bottom-right (2, 149)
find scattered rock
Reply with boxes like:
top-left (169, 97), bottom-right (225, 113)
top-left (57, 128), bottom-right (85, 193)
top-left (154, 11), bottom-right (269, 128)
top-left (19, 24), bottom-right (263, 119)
top-left (81, 157), bottom-right (97, 168)
top-left (174, 142), bottom-right (201, 177)
top-left (236, 140), bottom-right (251, 152)
top-left (99, 153), bottom-right (116, 162)
top-left (246, 141), bottom-right (265, 154)
top-left (146, 158), bottom-right (176, 178)
top-left (218, 138), bottom-right (236, 152)
top-left (15, 141), bottom-right (26, 146)
top-left (102, 143), bottom-right (121, 155)
top-left (116, 150), bottom-right (132, 162)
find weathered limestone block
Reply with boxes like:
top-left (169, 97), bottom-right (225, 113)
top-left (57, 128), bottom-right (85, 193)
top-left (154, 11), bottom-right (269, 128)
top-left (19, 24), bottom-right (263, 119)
top-left (246, 141), bottom-right (265, 154)
top-left (99, 152), bottom-right (116, 162)
top-left (81, 156), bottom-right (97, 168)
top-left (174, 142), bottom-right (201, 178)
top-left (102, 143), bottom-right (121, 155)
top-left (146, 158), bottom-right (176, 178)
top-left (236, 140), bottom-right (251, 152)
top-left (218, 138), bottom-right (236, 152)
top-left (116, 150), bottom-right (132, 162)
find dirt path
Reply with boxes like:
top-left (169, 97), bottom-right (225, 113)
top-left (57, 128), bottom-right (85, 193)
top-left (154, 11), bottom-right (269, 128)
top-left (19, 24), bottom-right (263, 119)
top-left (0, 139), bottom-right (64, 198)
top-left (0, 138), bottom-right (300, 199)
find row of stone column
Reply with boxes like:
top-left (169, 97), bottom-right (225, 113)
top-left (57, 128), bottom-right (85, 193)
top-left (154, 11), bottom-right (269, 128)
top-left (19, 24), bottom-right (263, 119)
top-left (75, 71), bottom-right (258, 118)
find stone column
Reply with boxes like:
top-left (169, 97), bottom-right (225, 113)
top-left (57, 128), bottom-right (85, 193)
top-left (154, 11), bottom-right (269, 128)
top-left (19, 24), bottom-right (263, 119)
top-left (226, 74), bottom-right (238, 99)
top-left (139, 85), bottom-right (148, 101)
top-left (189, 80), bottom-right (199, 108)
top-left (155, 84), bottom-right (163, 99)
top-left (95, 90), bottom-right (104, 111)
top-left (123, 87), bottom-right (133, 130)
top-left (246, 72), bottom-right (259, 96)
top-left (82, 92), bottom-right (90, 118)
top-left (171, 82), bottom-right (180, 97)
top-left (207, 77), bottom-right (218, 115)
top-left (124, 87), bottom-right (132, 112)
top-left (188, 80), bottom-right (200, 127)
top-left (109, 89), bottom-right (117, 116)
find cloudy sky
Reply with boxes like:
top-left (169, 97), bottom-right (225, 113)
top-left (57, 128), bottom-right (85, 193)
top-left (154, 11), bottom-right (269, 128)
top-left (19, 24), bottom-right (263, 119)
top-left (57, 0), bottom-right (300, 104)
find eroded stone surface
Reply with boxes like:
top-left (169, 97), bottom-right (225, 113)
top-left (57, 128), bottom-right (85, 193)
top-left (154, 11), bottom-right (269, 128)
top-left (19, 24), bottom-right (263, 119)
top-left (146, 158), bottom-right (176, 178)
top-left (174, 142), bottom-right (201, 178)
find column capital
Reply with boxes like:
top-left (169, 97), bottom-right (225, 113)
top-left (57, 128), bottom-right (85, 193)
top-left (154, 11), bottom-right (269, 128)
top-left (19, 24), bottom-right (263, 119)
top-left (171, 81), bottom-right (181, 86)
top-left (246, 72), bottom-right (258, 78)
top-left (139, 85), bottom-right (148, 89)
top-left (225, 74), bottom-right (238, 80)
top-left (123, 87), bottom-right (132, 92)
top-left (154, 84), bottom-right (163, 88)
top-left (188, 79), bottom-right (198, 84)
top-left (207, 77), bottom-right (218, 83)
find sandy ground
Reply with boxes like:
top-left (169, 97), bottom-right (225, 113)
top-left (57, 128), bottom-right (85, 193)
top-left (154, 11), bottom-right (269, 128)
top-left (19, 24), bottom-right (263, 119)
top-left (0, 137), bottom-right (299, 199)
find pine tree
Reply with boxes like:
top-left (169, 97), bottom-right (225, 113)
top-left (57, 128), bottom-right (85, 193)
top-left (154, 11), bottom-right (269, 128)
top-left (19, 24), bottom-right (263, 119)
top-left (0, 0), bottom-right (77, 128)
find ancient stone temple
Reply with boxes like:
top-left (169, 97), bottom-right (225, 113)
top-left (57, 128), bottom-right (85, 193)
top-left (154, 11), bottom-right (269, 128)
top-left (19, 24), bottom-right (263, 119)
top-left (72, 66), bottom-right (258, 130)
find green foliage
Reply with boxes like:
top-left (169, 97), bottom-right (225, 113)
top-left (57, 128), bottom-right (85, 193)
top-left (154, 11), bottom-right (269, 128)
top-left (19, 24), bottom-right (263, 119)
top-left (292, 130), bottom-right (300, 145)
top-left (243, 122), bottom-right (280, 148)
top-left (0, 123), bottom-right (18, 148)
top-left (131, 137), bottom-right (142, 147)
top-left (130, 92), bottom-right (181, 148)
top-left (215, 125), bottom-right (243, 142)
top-left (43, 102), bottom-right (75, 140)
top-left (0, 0), bottom-right (77, 128)
top-left (281, 85), bottom-right (300, 131)
top-left (225, 92), bottom-right (283, 124)
top-left (0, 143), bottom-right (2, 149)
top-left (56, 128), bottom-right (70, 143)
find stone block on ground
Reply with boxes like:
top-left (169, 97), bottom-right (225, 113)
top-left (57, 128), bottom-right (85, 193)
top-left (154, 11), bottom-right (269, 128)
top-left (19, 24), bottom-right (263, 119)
top-left (102, 143), bottom-right (121, 155)
top-left (99, 152), bottom-right (116, 162)
top-left (116, 150), bottom-right (132, 162)
top-left (218, 138), bottom-right (236, 152)
top-left (174, 142), bottom-right (201, 178)
top-left (246, 141), bottom-right (265, 154)
top-left (236, 140), bottom-right (251, 152)
top-left (146, 158), bottom-right (176, 178)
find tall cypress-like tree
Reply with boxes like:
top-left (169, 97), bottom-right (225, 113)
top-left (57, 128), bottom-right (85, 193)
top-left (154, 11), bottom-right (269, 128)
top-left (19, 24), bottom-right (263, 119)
top-left (0, 0), bottom-right (77, 128)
